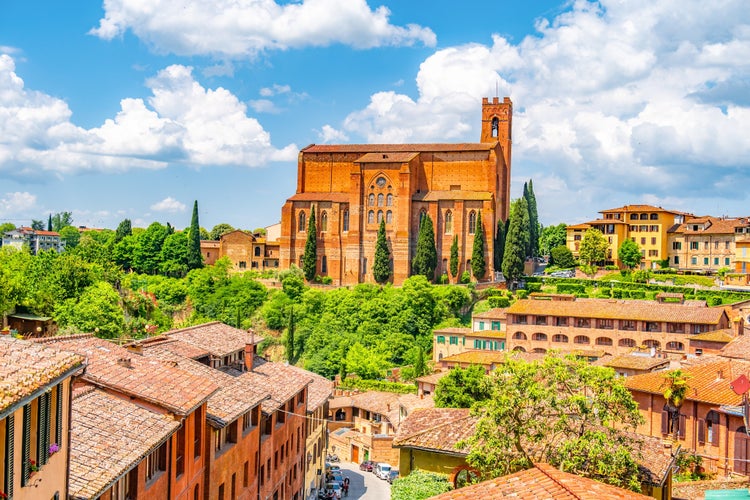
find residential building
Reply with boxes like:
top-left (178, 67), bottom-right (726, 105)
top-left (279, 97), bottom-right (513, 285)
top-left (433, 308), bottom-right (506, 363)
top-left (415, 371), bottom-right (449, 397)
top-left (592, 353), bottom-right (670, 377)
top-left (504, 293), bottom-right (732, 357)
top-left (667, 216), bottom-right (749, 272)
top-left (0, 336), bottom-right (84, 500)
top-left (1, 227), bottom-right (65, 254)
top-left (199, 225), bottom-right (281, 272)
top-left (566, 205), bottom-right (690, 269)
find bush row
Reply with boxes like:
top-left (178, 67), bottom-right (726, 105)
top-left (337, 378), bottom-right (417, 394)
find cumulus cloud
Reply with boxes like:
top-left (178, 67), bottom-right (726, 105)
top-left (0, 191), bottom-right (37, 216)
top-left (0, 55), bottom-right (297, 175)
top-left (318, 125), bottom-right (348, 143)
top-left (336, 0), bottom-right (750, 221)
top-left (150, 197), bottom-right (186, 213)
top-left (90, 0), bottom-right (436, 57)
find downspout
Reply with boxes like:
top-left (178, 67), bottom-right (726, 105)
top-left (725, 413), bottom-right (730, 476)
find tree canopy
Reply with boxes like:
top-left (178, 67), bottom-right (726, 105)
top-left (579, 228), bottom-right (609, 267)
top-left (209, 223), bottom-right (235, 240)
top-left (303, 206), bottom-right (317, 281)
top-left (471, 210), bottom-right (486, 280)
top-left (523, 180), bottom-right (539, 258)
top-left (391, 470), bottom-right (452, 500)
top-left (617, 239), bottom-right (642, 270)
top-left (539, 223), bottom-right (567, 257)
top-left (434, 365), bottom-right (491, 408)
top-left (373, 219), bottom-right (391, 284)
top-left (550, 245), bottom-right (575, 269)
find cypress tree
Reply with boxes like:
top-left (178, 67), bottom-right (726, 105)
top-left (286, 306), bottom-right (296, 364)
top-left (494, 219), bottom-right (506, 273)
top-left (524, 180), bottom-right (539, 258)
top-left (502, 198), bottom-right (530, 284)
top-left (373, 219), bottom-right (391, 284)
top-left (471, 210), bottom-right (486, 280)
top-left (187, 200), bottom-right (203, 270)
top-left (47, 214), bottom-right (52, 231)
top-left (302, 206), bottom-right (317, 281)
top-left (411, 214), bottom-right (437, 280)
top-left (449, 235), bottom-right (459, 280)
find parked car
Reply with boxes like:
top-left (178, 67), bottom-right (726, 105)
top-left (324, 482), bottom-right (342, 499)
top-left (329, 471), bottom-right (344, 485)
top-left (326, 463), bottom-right (341, 473)
top-left (387, 469), bottom-right (399, 483)
top-left (375, 463), bottom-right (393, 480)
top-left (359, 460), bottom-right (375, 472)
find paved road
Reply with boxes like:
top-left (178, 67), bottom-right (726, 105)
top-left (337, 461), bottom-right (391, 500)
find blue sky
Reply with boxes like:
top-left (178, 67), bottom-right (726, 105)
top-left (1, 0), bottom-right (749, 232)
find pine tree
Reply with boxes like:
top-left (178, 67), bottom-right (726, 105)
top-left (449, 235), bottom-right (459, 280)
top-left (187, 200), bottom-right (203, 270)
top-left (413, 346), bottom-right (427, 378)
top-left (494, 219), bottom-right (506, 273)
top-left (502, 198), bottom-right (530, 284)
top-left (286, 306), bottom-right (296, 364)
top-left (411, 214), bottom-right (437, 280)
top-left (471, 210), bottom-right (486, 280)
top-left (524, 180), bottom-right (539, 258)
top-left (302, 206), bottom-right (317, 281)
top-left (373, 219), bottom-right (391, 284)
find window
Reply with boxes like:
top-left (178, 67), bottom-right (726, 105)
top-left (650, 213), bottom-right (659, 220)
top-left (661, 407), bottom-right (686, 439)
top-left (112, 470), bottom-right (136, 500)
top-left (555, 317), bottom-right (568, 326)
top-left (146, 443), bottom-right (167, 482)
top-left (449, 336), bottom-right (458, 345)
top-left (552, 334), bottom-right (568, 343)
top-left (630, 214), bottom-right (638, 220)
top-left (491, 321), bottom-right (501, 330)
top-left (651, 237), bottom-right (656, 245)
top-left (619, 338), bottom-right (636, 348)
top-left (699, 411), bottom-right (721, 446)
top-left (666, 341), bottom-right (684, 351)
top-left (320, 255), bottom-right (327, 274)
top-left (639, 225), bottom-right (648, 232)
top-left (573, 335), bottom-right (590, 344)
top-left (649, 249), bottom-right (658, 257)
top-left (666, 323), bottom-right (684, 333)
top-left (491, 117), bottom-right (499, 137)
top-left (386, 211), bottom-right (392, 224)
top-left (704, 257), bottom-right (709, 265)
top-left (320, 212), bottom-right (328, 232)
top-left (377, 211), bottom-right (383, 223)
top-left (704, 242), bottom-right (709, 250)
top-left (474, 339), bottom-right (482, 349)
top-left (672, 242), bottom-right (682, 250)
top-left (514, 315), bottom-right (528, 325)
top-left (386, 194), bottom-right (393, 206)
top-left (640, 214), bottom-right (649, 220)
top-left (674, 256), bottom-right (680, 264)
top-left (690, 241), bottom-right (699, 250)
top-left (239, 261), bottom-right (247, 269)
top-left (714, 257), bottom-right (719, 266)
top-left (368, 211), bottom-right (374, 224)
top-left (575, 318), bottom-right (590, 328)
top-left (478, 321), bottom-right (485, 330)
top-left (512, 332), bottom-right (527, 340)
top-left (368, 194), bottom-right (375, 206)
top-left (621, 320), bottom-right (636, 331)
top-left (726, 257), bottom-right (731, 265)
top-left (532, 333), bottom-right (547, 341)
top-left (691, 257), bottom-right (697, 265)
top-left (468, 211), bottom-right (477, 234)
top-left (343, 209), bottom-right (350, 232)
top-left (298, 212), bottom-right (306, 232)
top-left (445, 211), bottom-right (453, 234)
top-left (644, 339), bottom-right (660, 349)
top-left (650, 225), bottom-right (659, 232)
top-left (596, 337), bottom-right (613, 346)
top-left (596, 319), bottom-right (613, 329)
top-left (436, 336), bottom-right (445, 344)
top-left (640, 237), bottom-right (646, 245)
top-left (535, 316), bottom-right (547, 326)
top-left (377, 194), bottom-right (384, 207)
top-left (376, 176), bottom-right (386, 188)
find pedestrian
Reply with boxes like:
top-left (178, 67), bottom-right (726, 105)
top-left (343, 477), bottom-right (349, 497)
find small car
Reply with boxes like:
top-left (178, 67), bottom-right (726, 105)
top-left (375, 463), bottom-right (393, 480)
top-left (324, 482), bottom-right (342, 499)
top-left (359, 460), bottom-right (375, 472)
top-left (387, 469), bottom-right (399, 483)
top-left (329, 471), bottom-right (344, 485)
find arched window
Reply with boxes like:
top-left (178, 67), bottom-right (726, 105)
top-left (574, 335), bottom-right (590, 345)
top-left (445, 211), bottom-right (453, 234)
top-left (419, 209), bottom-right (427, 227)
top-left (377, 194), bottom-right (384, 207)
top-left (368, 211), bottom-right (374, 224)
top-left (704, 410), bottom-right (720, 446)
top-left (298, 212), bottom-right (306, 232)
top-left (532, 333), bottom-right (547, 341)
top-left (321, 256), bottom-right (327, 274)
top-left (254, 246), bottom-right (261, 257)
top-left (512, 332), bottom-right (527, 340)
top-left (469, 211), bottom-right (477, 234)
top-left (644, 339), bottom-right (661, 349)
top-left (320, 211), bottom-right (328, 232)
top-left (386, 194), bottom-right (393, 206)
top-left (666, 341), bottom-right (684, 351)
top-left (491, 117), bottom-right (499, 138)
top-left (298, 256), bottom-right (304, 267)
top-left (386, 210), bottom-right (392, 224)
top-left (343, 209), bottom-right (349, 232)
top-left (377, 211), bottom-right (383, 223)
top-left (513, 346), bottom-right (526, 352)
top-left (619, 338), bottom-right (636, 348)
top-left (532, 348), bottom-right (547, 354)
top-left (552, 334), bottom-right (568, 343)
top-left (368, 194), bottom-right (375, 206)
top-left (596, 337), bottom-right (613, 346)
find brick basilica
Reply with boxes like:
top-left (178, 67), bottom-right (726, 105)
top-left (279, 97), bottom-right (513, 285)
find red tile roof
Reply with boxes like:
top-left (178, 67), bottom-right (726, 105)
top-left (165, 321), bottom-right (263, 358)
top-left (429, 463), bottom-right (651, 499)
top-left (721, 335), bottom-right (750, 360)
top-left (301, 143), bottom-right (495, 153)
top-left (287, 192), bottom-right (350, 203)
top-left (328, 391), bottom-right (434, 430)
top-left (0, 336), bottom-right (84, 415)
top-left (415, 371), bottom-right (450, 386)
top-left (393, 408), bottom-right (476, 455)
top-left (600, 204), bottom-right (686, 215)
top-left (68, 387), bottom-right (180, 500)
top-left (473, 308), bottom-right (507, 320)
top-left (250, 356), bottom-right (314, 413)
top-left (282, 364), bottom-right (333, 411)
top-left (593, 354), bottom-right (670, 371)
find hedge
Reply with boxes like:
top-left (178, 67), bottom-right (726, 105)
top-left (337, 378), bottom-right (417, 394)
top-left (488, 296), bottom-right (511, 308)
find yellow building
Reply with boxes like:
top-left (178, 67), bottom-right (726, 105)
top-left (566, 204), bottom-right (690, 269)
top-left (667, 216), bottom-right (749, 273)
top-left (432, 308), bottom-right (507, 363)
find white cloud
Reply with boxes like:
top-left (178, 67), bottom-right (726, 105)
top-left (90, 0), bottom-right (436, 57)
top-left (318, 125), bottom-right (348, 143)
top-left (150, 197), bottom-right (186, 213)
top-left (0, 56), bottom-right (297, 175)
top-left (0, 191), bottom-right (37, 216)
top-left (337, 0), bottom-right (750, 221)
top-left (259, 84), bottom-right (291, 97)
top-left (249, 99), bottom-right (281, 114)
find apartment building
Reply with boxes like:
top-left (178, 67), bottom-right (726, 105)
top-left (1, 227), bottom-right (65, 254)
top-left (433, 308), bottom-right (507, 363)
top-left (667, 216), bottom-right (750, 272)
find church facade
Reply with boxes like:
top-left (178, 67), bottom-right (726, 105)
top-left (279, 97), bottom-right (513, 286)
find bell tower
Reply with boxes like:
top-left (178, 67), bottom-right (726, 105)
top-left (481, 97), bottom-right (512, 169)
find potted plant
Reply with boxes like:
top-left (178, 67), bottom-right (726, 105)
top-left (49, 443), bottom-right (60, 455)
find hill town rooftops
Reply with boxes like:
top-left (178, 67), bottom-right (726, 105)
top-left (165, 321), bottom-right (264, 358)
top-left (392, 407), bottom-right (475, 456)
top-left (250, 356), bottom-right (314, 413)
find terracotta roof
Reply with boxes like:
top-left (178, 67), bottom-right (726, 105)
top-left (301, 143), bottom-right (495, 153)
top-left (688, 329), bottom-right (736, 343)
top-left (0, 336), bottom-right (84, 416)
top-left (599, 204), bottom-right (686, 215)
top-left (68, 387), bottom-right (180, 500)
top-left (393, 408), bottom-right (476, 455)
top-left (165, 321), bottom-right (263, 358)
top-left (671, 216), bottom-right (748, 235)
top-left (434, 327), bottom-right (473, 335)
top-left (506, 297), bottom-right (726, 325)
top-left (583, 218), bottom-right (628, 225)
top-left (721, 335), bottom-right (750, 360)
top-left (414, 191), bottom-right (493, 202)
top-left (624, 358), bottom-right (750, 406)
top-left (286, 192), bottom-right (350, 203)
top-left (328, 391), bottom-right (434, 430)
top-left (126, 336), bottom-right (210, 359)
top-left (567, 223), bottom-right (591, 230)
top-left (593, 354), bottom-right (670, 371)
top-left (35, 335), bottom-right (218, 415)
top-left (441, 351), bottom-right (507, 366)
top-left (282, 364), bottom-right (333, 411)
top-left (415, 371), bottom-right (450, 386)
top-left (200, 240), bottom-right (220, 248)
top-left (429, 463), bottom-right (651, 499)
top-left (473, 308), bottom-right (507, 320)
top-left (250, 356), bottom-right (313, 413)
top-left (355, 152), bottom-right (419, 163)
top-left (464, 331), bottom-right (506, 339)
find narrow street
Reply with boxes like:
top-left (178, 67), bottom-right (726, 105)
top-left (336, 461), bottom-right (392, 500)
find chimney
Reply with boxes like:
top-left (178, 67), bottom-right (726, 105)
top-left (245, 329), bottom-right (257, 372)
top-left (117, 357), bottom-right (133, 368)
top-left (387, 403), bottom-right (391, 412)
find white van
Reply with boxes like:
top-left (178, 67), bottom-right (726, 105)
top-left (375, 463), bottom-right (392, 480)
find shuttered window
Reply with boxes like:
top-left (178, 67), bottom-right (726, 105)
top-left (678, 414), bottom-right (687, 440)
top-left (697, 418), bottom-right (705, 444)
top-left (21, 404), bottom-right (30, 487)
top-left (5, 414), bottom-right (14, 498)
top-left (38, 392), bottom-right (50, 466)
top-left (55, 384), bottom-right (63, 447)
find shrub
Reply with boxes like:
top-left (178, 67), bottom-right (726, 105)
top-left (461, 271), bottom-right (471, 284)
top-left (605, 265), bottom-right (619, 271)
top-left (612, 288), bottom-right (624, 299)
top-left (438, 274), bottom-right (449, 284)
top-left (630, 289), bottom-right (646, 299)
top-left (556, 283), bottom-right (586, 295)
top-left (516, 289), bottom-right (529, 299)
top-left (321, 276), bottom-right (333, 285)
top-left (488, 296), bottom-right (511, 308)
top-left (526, 282), bottom-right (542, 293)
top-left (632, 270), bottom-right (651, 284)
top-left (337, 378), bottom-right (416, 394)
top-left (707, 296), bottom-right (723, 306)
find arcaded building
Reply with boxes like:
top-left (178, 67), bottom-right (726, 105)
top-left (279, 97), bottom-right (513, 285)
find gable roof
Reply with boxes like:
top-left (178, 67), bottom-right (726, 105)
top-left (281, 364), bottom-right (333, 411)
top-left (328, 391), bottom-right (434, 430)
top-left (592, 354), bottom-right (670, 371)
top-left (301, 143), bottom-right (496, 154)
top-left (250, 356), bottom-right (314, 413)
top-left (473, 308), bottom-right (507, 320)
top-left (721, 335), bottom-right (750, 360)
top-left (164, 321), bottom-right (263, 358)
top-left (68, 386), bottom-right (180, 500)
top-left (393, 408), bottom-right (476, 456)
top-left (0, 336), bottom-right (84, 417)
top-left (429, 463), bottom-right (651, 499)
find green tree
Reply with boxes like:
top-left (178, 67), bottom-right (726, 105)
top-left (412, 346), bottom-right (427, 379)
top-left (114, 219), bottom-right (132, 242)
top-left (539, 223), bottom-right (567, 258)
top-left (281, 270), bottom-right (306, 301)
top-left (133, 222), bottom-right (169, 274)
top-left (579, 228), bottom-right (609, 268)
top-left (159, 231), bottom-right (190, 277)
top-left (303, 206), bottom-right (317, 282)
top-left (0, 222), bottom-right (15, 237)
top-left (187, 201), bottom-right (203, 270)
top-left (59, 225), bottom-right (81, 249)
top-left (412, 214), bottom-right (437, 280)
top-left (550, 245), bottom-right (575, 269)
top-left (435, 365), bottom-right (491, 408)
top-left (391, 470), bottom-right (452, 500)
top-left (113, 234), bottom-right (138, 271)
top-left (471, 210), bottom-right (486, 280)
top-left (47, 214), bottom-right (52, 231)
top-left (373, 219), bottom-right (391, 284)
top-left (0, 247), bottom-right (31, 318)
top-left (286, 305), bottom-right (297, 364)
top-left (523, 181), bottom-right (539, 258)
top-left (209, 223), bottom-right (235, 240)
top-left (493, 219), bottom-right (505, 273)
top-left (464, 354), bottom-right (644, 491)
top-left (662, 369), bottom-right (691, 441)
top-left (54, 281), bottom-right (125, 339)
top-left (345, 342), bottom-right (389, 379)
top-left (31, 219), bottom-right (44, 230)
top-left (502, 198), bottom-right (529, 284)
top-left (51, 212), bottom-right (73, 232)
top-left (618, 239), bottom-right (642, 270)
top-left (449, 235), bottom-right (459, 281)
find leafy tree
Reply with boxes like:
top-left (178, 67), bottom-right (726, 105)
top-left (345, 342), bottom-right (389, 379)
top-left (391, 470), bottom-right (452, 500)
top-left (493, 219), bottom-right (505, 273)
top-left (115, 219), bottom-right (132, 242)
top-left (523, 180), bottom-right (539, 258)
top-left (550, 245), bottom-right (575, 269)
top-left (449, 235), bottom-right (459, 280)
top-left (0, 247), bottom-right (31, 317)
top-left (51, 212), bottom-right (73, 232)
top-left (47, 214), bottom-right (52, 231)
top-left (618, 239), bottom-right (642, 270)
top-left (412, 214), bottom-right (437, 280)
top-left (113, 234), bottom-right (138, 271)
top-left (209, 223), bottom-right (235, 240)
top-left (539, 223), bottom-right (567, 258)
top-left (187, 201), bottom-right (203, 270)
top-left (502, 198), bottom-right (529, 284)
top-left (412, 345), bottom-right (427, 379)
top-left (303, 206), bottom-right (317, 281)
top-left (662, 369), bottom-right (691, 441)
top-left (373, 219), bottom-right (391, 284)
top-left (435, 365), bottom-right (491, 408)
top-left (579, 228), bottom-right (609, 268)
top-left (31, 219), bottom-right (44, 230)
top-left (471, 210), bottom-right (486, 280)
top-left (133, 222), bottom-right (169, 274)
top-left (286, 305), bottom-right (297, 364)
top-left (54, 281), bottom-right (125, 339)
top-left (59, 225), bottom-right (80, 249)
top-left (0, 222), bottom-right (15, 236)
top-left (281, 271), bottom-right (306, 301)
top-left (159, 231), bottom-right (190, 277)
top-left (199, 227), bottom-right (210, 240)
top-left (464, 354), bottom-right (644, 492)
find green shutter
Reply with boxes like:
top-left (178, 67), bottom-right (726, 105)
top-left (55, 384), bottom-right (63, 447)
top-left (39, 393), bottom-right (50, 465)
top-left (5, 414), bottom-right (14, 498)
top-left (21, 405), bottom-right (30, 486)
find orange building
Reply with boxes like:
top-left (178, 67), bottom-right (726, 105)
top-left (279, 97), bottom-right (513, 285)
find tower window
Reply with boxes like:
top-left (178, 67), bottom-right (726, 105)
top-left (298, 212), bottom-right (306, 232)
top-left (368, 211), bottom-right (375, 224)
top-left (445, 211), bottom-right (453, 234)
top-left (342, 209), bottom-right (349, 232)
top-left (491, 117), bottom-right (499, 138)
top-left (386, 194), bottom-right (393, 206)
top-left (368, 194), bottom-right (375, 206)
top-left (320, 211), bottom-right (328, 232)
top-left (377, 194), bottom-right (384, 207)
top-left (377, 211), bottom-right (384, 224)
top-left (386, 211), bottom-right (392, 224)
top-left (469, 211), bottom-right (477, 234)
